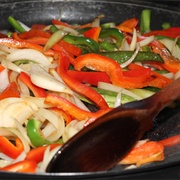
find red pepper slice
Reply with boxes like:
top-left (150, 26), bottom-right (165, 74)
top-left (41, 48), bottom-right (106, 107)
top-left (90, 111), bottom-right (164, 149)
top-left (116, 18), bottom-right (138, 33)
top-left (67, 70), bottom-right (111, 86)
top-left (0, 82), bottom-right (20, 100)
top-left (120, 141), bottom-right (164, 166)
top-left (58, 40), bottom-right (82, 57)
top-left (52, 107), bottom-right (73, 124)
top-left (143, 27), bottom-right (180, 38)
top-left (83, 27), bottom-right (101, 42)
top-left (19, 29), bottom-right (52, 39)
top-left (0, 160), bottom-right (37, 173)
top-left (52, 19), bottom-right (74, 29)
top-left (0, 136), bottom-right (24, 159)
top-left (45, 93), bottom-right (111, 122)
top-left (56, 52), bottom-right (109, 109)
top-left (0, 38), bottom-right (54, 57)
top-left (19, 72), bottom-right (47, 97)
top-left (31, 24), bottom-right (46, 30)
top-left (25, 144), bottom-right (60, 163)
top-left (159, 134), bottom-right (180, 147)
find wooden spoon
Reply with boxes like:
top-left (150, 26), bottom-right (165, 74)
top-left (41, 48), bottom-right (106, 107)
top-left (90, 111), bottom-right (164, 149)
top-left (46, 77), bottom-right (180, 173)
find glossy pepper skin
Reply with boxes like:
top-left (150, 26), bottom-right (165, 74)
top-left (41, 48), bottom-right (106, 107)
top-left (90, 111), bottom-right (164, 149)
top-left (27, 119), bottom-right (51, 147)
top-left (62, 34), bottom-right (99, 52)
top-left (99, 28), bottom-right (124, 48)
top-left (99, 51), bottom-right (164, 64)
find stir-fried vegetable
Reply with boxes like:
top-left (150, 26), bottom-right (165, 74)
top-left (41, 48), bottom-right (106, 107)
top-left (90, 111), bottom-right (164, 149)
top-left (0, 9), bottom-right (180, 173)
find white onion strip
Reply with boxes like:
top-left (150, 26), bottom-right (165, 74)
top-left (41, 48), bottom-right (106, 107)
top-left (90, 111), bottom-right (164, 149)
top-left (6, 49), bottom-right (51, 66)
top-left (30, 64), bottom-right (73, 94)
top-left (98, 82), bottom-right (142, 100)
top-left (120, 44), bottom-right (140, 68)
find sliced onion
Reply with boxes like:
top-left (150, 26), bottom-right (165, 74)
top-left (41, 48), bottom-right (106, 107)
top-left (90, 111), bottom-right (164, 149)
top-left (114, 91), bottom-right (122, 108)
top-left (120, 44), bottom-right (140, 68)
top-left (38, 146), bottom-right (61, 173)
top-left (36, 108), bottom-right (65, 141)
top-left (44, 30), bottom-right (66, 51)
top-left (0, 98), bottom-right (38, 128)
top-left (17, 20), bottom-right (30, 31)
top-left (6, 49), bottom-right (51, 66)
top-left (120, 38), bottom-right (130, 51)
top-left (92, 14), bottom-right (104, 27)
top-left (62, 120), bottom-right (86, 143)
top-left (1, 59), bottom-right (27, 74)
top-left (0, 68), bottom-right (9, 93)
top-left (139, 35), bottom-right (154, 47)
top-left (30, 64), bottom-right (73, 94)
top-left (21, 95), bottom-right (52, 108)
top-left (159, 38), bottom-right (180, 59)
top-left (72, 93), bottom-right (90, 111)
top-left (129, 28), bottom-right (137, 51)
top-left (44, 25), bottom-right (79, 36)
top-left (98, 82), bottom-right (142, 100)
top-left (0, 44), bottom-right (17, 53)
top-left (18, 78), bottom-right (30, 96)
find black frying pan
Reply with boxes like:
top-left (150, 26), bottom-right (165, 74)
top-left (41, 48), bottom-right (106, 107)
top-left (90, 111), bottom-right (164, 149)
top-left (0, 0), bottom-right (180, 179)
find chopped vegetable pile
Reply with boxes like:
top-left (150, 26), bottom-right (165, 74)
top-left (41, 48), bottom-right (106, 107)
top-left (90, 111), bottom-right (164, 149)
top-left (0, 9), bottom-right (180, 173)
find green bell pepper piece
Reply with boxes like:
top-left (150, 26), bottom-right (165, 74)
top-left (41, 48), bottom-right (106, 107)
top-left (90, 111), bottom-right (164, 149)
top-left (99, 51), bottom-right (164, 64)
top-left (99, 28), bottom-right (124, 48)
top-left (62, 34), bottom-right (99, 52)
top-left (27, 119), bottom-right (51, 147)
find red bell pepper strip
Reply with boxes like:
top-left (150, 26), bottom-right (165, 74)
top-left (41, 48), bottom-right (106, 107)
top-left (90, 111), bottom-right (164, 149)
top-left (152, 45), bottom-right (180, 73)
top-left (52, 107), bottom-right (73, 124)
top-left (19, 72), bottom-right (47, 98)
top-left (12, 32), bottom-right (49, 46)
top-left (0, 136), bottom-right (24, 159)
top-left (56, 52), bottom-right (109, 109)
top-left (116, 18), bottom-right (138, 33)
top-left (25, 144), bottom-right (60, 163)
top-left (0, 64), bottom-right (5, 72)
top-left (123, 63), bottom-right (152, 77)
top-left (74, 53), bottom-right (160, 89)
top-left (120, 141), bottom-right (164, 166)
top-left (45, 93), bottom-right (111, 122)
top-left (0, 160), bottom-right (37, 173)
top-left (126, 63), bottom-right (172, 88)
top-left (159, 134), bottom-right (180, 147)
top-left (0, 82), bottom-right (20, 100)
top-left (0, 32), bottom-right (8, 38)
top-left (67, 70), bottom-right (111, 86)
top-left (83, 27), bottom-right (101, 42)
top-left (143, 27), bottom-right (180, 38)
top-left (52, 19), bottom-right (74, 29)
top-left (58, 40), bottom-right (82, 57)
top-left (0, 38), bottom-right (55, 57)
top-left (19, 29), bottom-right (52, 39)
top-left (31, 24), bottom-right (46, 30)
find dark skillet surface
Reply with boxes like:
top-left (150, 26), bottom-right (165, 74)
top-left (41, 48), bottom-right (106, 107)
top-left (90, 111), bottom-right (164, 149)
top-left (0, 0), bottom-right (180, 179)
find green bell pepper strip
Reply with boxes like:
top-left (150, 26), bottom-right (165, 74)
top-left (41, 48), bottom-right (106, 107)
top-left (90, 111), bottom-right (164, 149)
top-left (99, 40), bottom-right (116, 51)
top-left (99, 51), bottom-right (164, 64)
top-left (50, 25), bottom-right (59, 33)
top-left (140, 9), bottom-right (151, 33)
top-left (7, 16), bottom-right (26, 34)
top-left (101, 22), bottom-right (116, 29)
top-left (99, 28), bottom-right (124, 48)
top-left (62, 34), bottom-right (99, 52)
top-left (27, 119), bottom-right (51, 147)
